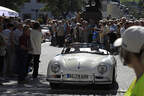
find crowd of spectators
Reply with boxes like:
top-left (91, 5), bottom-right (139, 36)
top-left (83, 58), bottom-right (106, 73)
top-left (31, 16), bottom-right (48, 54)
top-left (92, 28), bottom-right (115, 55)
top-left (46, 17), bottom-right (144, 52)
top-left (0, 17), bottom-right (42, 84)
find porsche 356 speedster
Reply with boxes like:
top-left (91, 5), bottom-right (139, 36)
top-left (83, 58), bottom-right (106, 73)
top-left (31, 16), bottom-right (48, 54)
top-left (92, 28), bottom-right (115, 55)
top-left (47, 43), bottom-right (117, 88)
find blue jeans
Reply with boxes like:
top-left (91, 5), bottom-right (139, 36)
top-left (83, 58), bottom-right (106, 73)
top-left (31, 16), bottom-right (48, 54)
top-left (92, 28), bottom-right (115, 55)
top-left (27, 54), bottom-right (40, 78)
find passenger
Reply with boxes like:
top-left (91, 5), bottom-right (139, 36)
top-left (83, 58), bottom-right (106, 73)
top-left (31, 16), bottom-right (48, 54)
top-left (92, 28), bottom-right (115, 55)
top-left (74, 44), bottom-right (80, 52)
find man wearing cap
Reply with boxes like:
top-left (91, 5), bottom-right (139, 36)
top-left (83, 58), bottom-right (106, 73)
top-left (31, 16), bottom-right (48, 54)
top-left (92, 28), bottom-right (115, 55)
top-left (114, 26), bottom-right (144, 96)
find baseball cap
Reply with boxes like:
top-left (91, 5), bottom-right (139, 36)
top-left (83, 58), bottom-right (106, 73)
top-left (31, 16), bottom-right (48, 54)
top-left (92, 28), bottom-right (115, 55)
top-left (114, 26), bottom-right (144, 53)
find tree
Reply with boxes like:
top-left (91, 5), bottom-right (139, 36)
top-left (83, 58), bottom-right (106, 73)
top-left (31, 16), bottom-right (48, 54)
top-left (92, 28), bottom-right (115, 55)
top-left (0, 0), bottom-right (26, 11)
top-left (42, 0), bottom-right (83, 18)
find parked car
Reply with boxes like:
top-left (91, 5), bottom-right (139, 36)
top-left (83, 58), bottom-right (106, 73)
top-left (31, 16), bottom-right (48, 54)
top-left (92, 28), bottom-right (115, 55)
top-left (47, 43), bottom-right (117, 88)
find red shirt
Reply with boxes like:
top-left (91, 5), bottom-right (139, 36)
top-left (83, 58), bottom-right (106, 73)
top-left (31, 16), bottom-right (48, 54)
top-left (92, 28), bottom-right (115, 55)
top-left (19, 35), bottom-right (31, 51)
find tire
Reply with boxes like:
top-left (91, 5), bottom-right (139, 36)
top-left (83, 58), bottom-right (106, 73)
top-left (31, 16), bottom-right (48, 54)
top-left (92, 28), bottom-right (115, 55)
top-left (111, 68), bottom-right (118, 89)
top-left (112, 68), bottom-right (116, 83)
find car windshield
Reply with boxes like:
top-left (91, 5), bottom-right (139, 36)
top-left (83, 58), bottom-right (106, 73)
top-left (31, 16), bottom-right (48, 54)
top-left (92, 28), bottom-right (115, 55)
top-left (63, 43), bottom-right (110, 55)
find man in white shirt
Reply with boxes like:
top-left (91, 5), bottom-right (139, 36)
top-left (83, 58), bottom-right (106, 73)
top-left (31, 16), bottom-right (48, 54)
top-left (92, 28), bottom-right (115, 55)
top-left (28, 22), bottom-right (42, 80)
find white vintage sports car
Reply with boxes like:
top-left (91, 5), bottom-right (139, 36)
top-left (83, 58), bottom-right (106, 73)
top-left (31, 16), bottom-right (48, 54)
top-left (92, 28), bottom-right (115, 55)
top-left (47, 43), bottom-right (117, 88)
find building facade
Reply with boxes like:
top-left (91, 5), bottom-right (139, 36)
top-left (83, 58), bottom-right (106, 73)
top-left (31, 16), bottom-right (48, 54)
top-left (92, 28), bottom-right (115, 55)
top-left (20, 0), bottom-right (51, 20)
top-left (20, 0), bottom-right (123, 20)
top-left (83, 0), bottom-right (122, 18)
top-left (102, 0), bottom-right (123, 18)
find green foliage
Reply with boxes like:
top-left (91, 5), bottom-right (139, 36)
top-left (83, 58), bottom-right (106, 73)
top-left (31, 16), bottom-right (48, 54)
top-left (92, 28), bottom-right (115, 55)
top-left (120, 0), bottom-right (140, 3)
top-left (0, 0), bottom-right (26, 11)
top-left (42, 0), bottom-right (83, 18)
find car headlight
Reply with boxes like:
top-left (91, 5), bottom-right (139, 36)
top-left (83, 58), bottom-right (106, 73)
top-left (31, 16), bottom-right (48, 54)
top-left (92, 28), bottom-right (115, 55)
top-left (51, 63), bottom-right (60, 73)
top-left (97, 64), bottom-right (107, 74)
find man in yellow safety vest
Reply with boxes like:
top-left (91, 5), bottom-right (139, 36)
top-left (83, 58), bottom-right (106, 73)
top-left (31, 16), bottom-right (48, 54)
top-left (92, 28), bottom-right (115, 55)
top-left (114, 26), bottom-right (144, 96)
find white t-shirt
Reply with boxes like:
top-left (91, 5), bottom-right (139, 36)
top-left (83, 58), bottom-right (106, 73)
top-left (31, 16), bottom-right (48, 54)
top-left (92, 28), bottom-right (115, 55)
top-left (29, 29), bottom-right (42, 55)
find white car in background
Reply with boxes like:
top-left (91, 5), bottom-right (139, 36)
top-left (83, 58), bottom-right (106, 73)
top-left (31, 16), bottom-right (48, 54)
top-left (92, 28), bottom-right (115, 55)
top-left (47, 43), bottom-right (117, 88)
top-left (41, 25), bottom-right (51, 42)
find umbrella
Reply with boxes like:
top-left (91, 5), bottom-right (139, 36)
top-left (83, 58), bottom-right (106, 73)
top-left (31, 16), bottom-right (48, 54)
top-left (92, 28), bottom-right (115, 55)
top-left (0, 6), bottom-right (19, 17)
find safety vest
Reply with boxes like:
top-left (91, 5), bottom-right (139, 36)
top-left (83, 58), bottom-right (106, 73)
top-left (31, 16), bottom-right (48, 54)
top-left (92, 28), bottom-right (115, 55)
top-left (124, 74), bottom-right (144, 96)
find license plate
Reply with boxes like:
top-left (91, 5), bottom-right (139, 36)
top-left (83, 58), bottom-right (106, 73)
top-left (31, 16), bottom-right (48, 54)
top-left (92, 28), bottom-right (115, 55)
top-left (67, 74), bottom-right (88, 79)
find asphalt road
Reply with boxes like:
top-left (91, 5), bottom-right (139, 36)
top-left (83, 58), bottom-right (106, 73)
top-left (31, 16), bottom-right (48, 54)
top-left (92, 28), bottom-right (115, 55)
top-left (0, 42), bottom-right (135, 96)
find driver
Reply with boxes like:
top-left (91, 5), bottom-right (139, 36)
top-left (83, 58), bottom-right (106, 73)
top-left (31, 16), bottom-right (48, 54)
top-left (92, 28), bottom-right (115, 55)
top-left (65, 42), bottom-right (80, 53)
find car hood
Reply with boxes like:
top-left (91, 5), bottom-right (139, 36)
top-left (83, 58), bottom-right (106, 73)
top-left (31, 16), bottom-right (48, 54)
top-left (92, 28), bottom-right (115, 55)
top-left (61, 53), bottom-right (108, 71)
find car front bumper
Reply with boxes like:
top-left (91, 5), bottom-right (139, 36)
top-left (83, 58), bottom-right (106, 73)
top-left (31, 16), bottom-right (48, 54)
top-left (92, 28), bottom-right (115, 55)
top-left (46, 73), bottom-right (113, 85)
top-left (46, 79), bottom-right (112, 84)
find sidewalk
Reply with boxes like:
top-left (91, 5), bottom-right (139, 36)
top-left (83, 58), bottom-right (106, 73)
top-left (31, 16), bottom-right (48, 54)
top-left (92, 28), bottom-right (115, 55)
top-left (0, 74), bottom-right (49, 89)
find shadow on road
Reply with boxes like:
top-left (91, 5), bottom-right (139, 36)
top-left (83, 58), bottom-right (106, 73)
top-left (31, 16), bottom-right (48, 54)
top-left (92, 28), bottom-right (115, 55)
top-left (0, 74), bottom-right (121, 96)
top-left (48, 82), bottom-right (119, 95)
top-left (0, 74), bottom-right (50, 95)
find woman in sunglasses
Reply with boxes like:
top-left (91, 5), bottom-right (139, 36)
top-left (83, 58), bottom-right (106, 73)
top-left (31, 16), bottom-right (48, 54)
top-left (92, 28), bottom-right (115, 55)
top-left (114, 26), bottom-right (144, 96)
